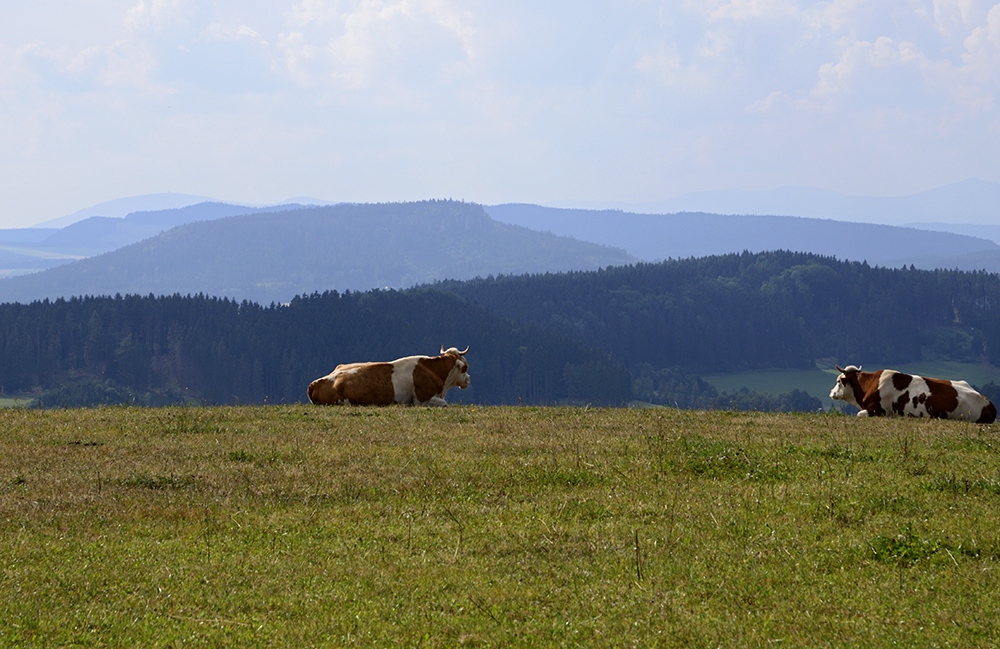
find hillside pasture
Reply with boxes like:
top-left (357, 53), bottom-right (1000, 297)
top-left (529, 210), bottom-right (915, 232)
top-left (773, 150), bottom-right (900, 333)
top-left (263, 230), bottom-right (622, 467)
top-left (1, 405), bottom-right (998, 647)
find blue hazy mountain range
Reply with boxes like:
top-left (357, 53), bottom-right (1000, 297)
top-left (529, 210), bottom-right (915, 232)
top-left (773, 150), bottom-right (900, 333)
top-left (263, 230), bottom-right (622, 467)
top-left (0, 202), bottom-right (328, 276)
top-left (548, 178), bottom-right (1000, 229)
top-left (0, 201), bottom-right (638, 304)
top-left (0, 182), bottom-right (996, 304)
top-left (482, 205), bottom-right (1000, 271)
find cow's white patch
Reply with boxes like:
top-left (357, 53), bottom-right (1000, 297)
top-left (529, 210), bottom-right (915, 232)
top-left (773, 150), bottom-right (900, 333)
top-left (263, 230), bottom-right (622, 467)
top-left (876, 372), bottom-right (927, 417)
top-left (390, 355), bottom-right (423, 404)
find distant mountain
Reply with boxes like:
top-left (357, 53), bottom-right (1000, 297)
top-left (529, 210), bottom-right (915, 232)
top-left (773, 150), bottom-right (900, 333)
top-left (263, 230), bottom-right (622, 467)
top-left (32, 192), bottom-right (340, 229)
top-left (276, 197), bottom-right (338, 207)
top-left (549, 178), bottom-right (1000, 226)
top-left (0, 202), bottom-right (316, 277)
top-left (484, 204), bottom-right (1000, 272)
top-left (908, 222), bottom-right (1000, 246)
top-left (36, 193), bottom-right (216, 228)
top-left (38, 202), bottom-right (317, 254)
top-left (0, 201), bottom-right (636, 305)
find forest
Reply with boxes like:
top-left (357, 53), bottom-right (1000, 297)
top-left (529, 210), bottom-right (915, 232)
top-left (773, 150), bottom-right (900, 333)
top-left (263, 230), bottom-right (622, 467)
top-left (441, 250), bottom-right (1000, 369)
top-left (0, 289), bottom-right (631, 408)
top-left (1, 251), bottom-right (998, 409)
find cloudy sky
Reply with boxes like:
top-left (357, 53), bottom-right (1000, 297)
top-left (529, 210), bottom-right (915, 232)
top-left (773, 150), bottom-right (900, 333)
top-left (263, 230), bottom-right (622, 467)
top-left (3, 0), bottom-right (1000, 227)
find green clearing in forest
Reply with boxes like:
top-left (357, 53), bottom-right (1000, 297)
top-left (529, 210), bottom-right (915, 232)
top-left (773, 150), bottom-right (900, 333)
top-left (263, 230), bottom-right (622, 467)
top-left (704, 361), bottom-right (1000, 410)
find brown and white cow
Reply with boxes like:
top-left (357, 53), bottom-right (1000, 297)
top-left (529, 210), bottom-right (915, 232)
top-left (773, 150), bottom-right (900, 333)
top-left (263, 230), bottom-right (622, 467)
top-left (829, 365), bottom-right (996, 423)
top-left (308, 346), bottom-right (470, 406)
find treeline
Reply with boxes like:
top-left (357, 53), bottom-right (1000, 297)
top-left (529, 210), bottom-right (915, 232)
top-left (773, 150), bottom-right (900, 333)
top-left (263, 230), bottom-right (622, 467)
top-left (438, 250), bottom-right (1000, 372)
top-left (2, 251), bottom-right (998, 410)
top-left (0, 290), bottom-right (632, 407)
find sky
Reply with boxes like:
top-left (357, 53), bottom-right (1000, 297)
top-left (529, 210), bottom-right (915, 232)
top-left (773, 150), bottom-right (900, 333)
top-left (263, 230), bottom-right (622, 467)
top-left (2, 0), bottom-right (1000, 228)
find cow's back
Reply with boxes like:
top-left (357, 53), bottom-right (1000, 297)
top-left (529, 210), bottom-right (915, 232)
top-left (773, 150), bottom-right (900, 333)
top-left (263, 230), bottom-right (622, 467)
top-left (308, 362), bottom-right (396, 405)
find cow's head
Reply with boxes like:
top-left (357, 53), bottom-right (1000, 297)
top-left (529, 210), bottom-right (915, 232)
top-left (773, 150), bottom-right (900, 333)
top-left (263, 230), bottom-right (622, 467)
top-left (830, 364), bottom-right (862, 406)
top-left (441, 346), bottom-right (471, 390)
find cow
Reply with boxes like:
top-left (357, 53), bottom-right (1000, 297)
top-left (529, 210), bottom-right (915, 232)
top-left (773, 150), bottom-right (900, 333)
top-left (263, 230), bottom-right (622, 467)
top-left (307, 346), bottom-right (470, 406)
top-left (829, 365), bottom-right (996, 423)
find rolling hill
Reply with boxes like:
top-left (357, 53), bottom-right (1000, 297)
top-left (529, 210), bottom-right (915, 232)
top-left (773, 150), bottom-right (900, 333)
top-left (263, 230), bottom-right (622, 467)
top-left (484, 204), bottom-right (1000, 271)
top-left (0, 201), bottom-right (636, 305)
top-left (548, 178), bottom-right (1000, 226)
top-left (0, 202), bottom-right (316, 276)
top-left (2, 195), bottom-right (998, 305)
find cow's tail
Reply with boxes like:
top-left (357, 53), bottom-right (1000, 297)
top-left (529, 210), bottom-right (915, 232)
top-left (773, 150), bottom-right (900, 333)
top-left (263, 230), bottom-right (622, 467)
top-left (307, 380), bottom-right (319, 404)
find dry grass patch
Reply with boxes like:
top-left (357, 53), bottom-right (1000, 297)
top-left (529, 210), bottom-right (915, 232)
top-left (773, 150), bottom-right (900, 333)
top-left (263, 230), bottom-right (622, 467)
top-left (0, 405), bottom-right (998, 646)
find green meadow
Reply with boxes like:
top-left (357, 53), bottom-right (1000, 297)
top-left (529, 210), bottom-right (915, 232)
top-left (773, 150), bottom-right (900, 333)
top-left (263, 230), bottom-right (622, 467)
top-left (1, 405), bottom-right (998, 647)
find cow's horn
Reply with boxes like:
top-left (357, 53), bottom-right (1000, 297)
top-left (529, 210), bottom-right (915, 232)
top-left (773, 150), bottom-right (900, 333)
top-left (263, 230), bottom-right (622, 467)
top-left (458, 346), bottom-right (469, 355)
top-left (836, 365), bottom-right (844, 373)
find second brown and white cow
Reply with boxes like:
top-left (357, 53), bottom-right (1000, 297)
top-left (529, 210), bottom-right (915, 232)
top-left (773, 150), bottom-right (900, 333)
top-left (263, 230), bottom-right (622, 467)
top-left (308, 346), bottom-right (470, 406)
top-left (829, 365), bottom-right (996, 423)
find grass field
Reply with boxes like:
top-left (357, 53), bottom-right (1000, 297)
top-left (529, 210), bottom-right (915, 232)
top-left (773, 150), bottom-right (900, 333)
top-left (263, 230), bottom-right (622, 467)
top-left (1, 405), bottom-right (999, 647)
top-left (704, 360), bottom-right (1000, 410)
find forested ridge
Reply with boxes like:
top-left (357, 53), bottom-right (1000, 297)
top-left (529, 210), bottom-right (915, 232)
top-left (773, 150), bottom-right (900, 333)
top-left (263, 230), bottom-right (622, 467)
top-left (0, 289), bottom-right (631, 407)
top-left (440, 250), bottom-right (1000, 371)
top-left (1, 251), bottom-right (998, 409)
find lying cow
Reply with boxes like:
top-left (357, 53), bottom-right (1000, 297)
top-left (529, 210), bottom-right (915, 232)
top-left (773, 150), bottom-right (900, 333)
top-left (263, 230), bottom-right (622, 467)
top-left (830, 365), bottom-right (996, 423)
top-left (308, 346), bottom-right (470, 406)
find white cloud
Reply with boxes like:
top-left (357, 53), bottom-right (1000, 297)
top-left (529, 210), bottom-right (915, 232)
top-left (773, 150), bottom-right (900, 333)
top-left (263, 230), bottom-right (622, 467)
top-left (100, 40), bottom-right (161, 88)
top-left (202, 23), bottom-right (262, 42)
top-left (277, 31), bottom-right (321, 87)
top-left (812, 36), bottom-right (928, 98)
top-left (808, 0), bottom-right (868, 33)
top-left (963, 2), bottom-right (1000, 61)
top-left (3, 1), bottom-right (1000, 226)
top-left (286, 0), bottom-right (342, 27)
top-left (699, 30), bottom-right (732, 59)
top-left (275, 0), bottom-right (476, 89)
top-left (746, 90), bottom-right (791, 113)
top-left (933, 0), bottom-right (982, 37)
top-left (125, 0), bottom-right (192, 33)
top-left (707, 0), bottom-right (800, 22)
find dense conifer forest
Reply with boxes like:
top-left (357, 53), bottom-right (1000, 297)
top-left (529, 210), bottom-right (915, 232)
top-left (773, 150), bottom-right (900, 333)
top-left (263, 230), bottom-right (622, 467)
top-left (1, 251), bottom-right (998, 409)
top-left (0, 290), bottom-right (631, 407)
top-left (440, 250), bottom-right (1000, 371)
